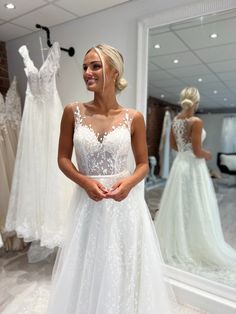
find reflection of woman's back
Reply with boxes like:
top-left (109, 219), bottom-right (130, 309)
top-left (154, 87), bottom-right (236, 288)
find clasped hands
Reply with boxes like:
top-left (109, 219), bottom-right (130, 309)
top-left (83, 177), bottom-right (133, 202)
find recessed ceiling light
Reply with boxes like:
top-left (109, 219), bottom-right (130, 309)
top-left (224, 98), bottom-right (228, 101)
top-left (198, 78), bottom-right (203, 82)
top-left (154, 44), bottom-right (160, 49)
top-left (160, 94), bottom-right (165, 98)
top-left (210, 33), bottom-right (218, 39)
top-left (213, 90), bottom-right (218, 94)
top-left (173, 59), bottom-right (179, 64)
top-left (4, 3), bottom-right (15, 9)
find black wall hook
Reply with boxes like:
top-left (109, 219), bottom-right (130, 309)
top-left (35, 24), bottom-right (75, 57)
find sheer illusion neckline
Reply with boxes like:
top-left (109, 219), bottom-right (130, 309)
top-left (26, 42), bottom-right (58, 73)
top-left (74, 105), bottom-right (132, 144)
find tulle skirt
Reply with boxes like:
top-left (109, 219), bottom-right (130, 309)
top-left (47, 171), bottom-right (173, 314)
top-left (154, 151), bottom-right (236, 286)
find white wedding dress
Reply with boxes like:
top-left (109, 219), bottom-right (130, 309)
top-left (2, 106), bottom-right (207, 314)
top-left (5, 42), bottom-right (72, 249)
top-left (46, 104), bottom-right (175, 313)
top-left (155, 117), bottom-right (236, 286)
top-left (0, 77), bottom-right (21, 248)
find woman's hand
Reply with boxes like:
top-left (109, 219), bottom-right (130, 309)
top-left (204, 150), bottom-right (212, 161)
top-left (82, 177), bottom-right (108, 201)
top-left (105, 178), bottom-right (133, 202)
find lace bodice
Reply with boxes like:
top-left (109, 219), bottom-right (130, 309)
top-left (0, 77), bottom-right (21, 133)
top-left (73, 104), bottom-right (134, 176)
top-left (18, 42), bottom-right (60, 99)
top-left (172, 118), bottom-right (206, 153)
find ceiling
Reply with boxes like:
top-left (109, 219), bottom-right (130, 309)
top-left (0, 0), bottom-right (131, 42)
top-left (148, 9), bottom-right (236, 111)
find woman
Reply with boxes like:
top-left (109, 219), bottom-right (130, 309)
top-left (46, 44), bottom-right (174, 314)
top-left (154, 87), bottom-right (236, 285)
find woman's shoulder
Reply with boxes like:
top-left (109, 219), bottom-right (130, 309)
top-left (190, 116), bottom-right (203, 125)
top-left (190, 116), bottom-right (204, 131)
top-left (124, 107), bottom-right (144, 120)
top-left (64, 101), bottom-right (82, 111)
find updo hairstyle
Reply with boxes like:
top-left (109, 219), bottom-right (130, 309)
top-left (179, 87), bottom-right (200, 110)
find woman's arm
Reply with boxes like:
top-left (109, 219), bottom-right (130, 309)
top-left (191, 118), bottom-right (212, 160)
top-left (170, 127), bottom-right (178, 151)
top-left (58, 104), bottom-right (108, 200)
top-left (106, 111), bottom-right (148, 201)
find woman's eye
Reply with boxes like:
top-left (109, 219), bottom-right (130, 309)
top-left (83, 66), bottom-right (87, 71)
top-left (92, 64), bottom-right (101, 70)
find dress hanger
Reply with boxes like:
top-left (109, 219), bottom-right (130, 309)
top-left (35, 24), bottom-right (75, 57)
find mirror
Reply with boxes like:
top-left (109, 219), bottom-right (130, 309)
top-left (144, 8), bottom-right (236, 289)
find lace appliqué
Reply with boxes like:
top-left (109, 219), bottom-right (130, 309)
top-left (172, 119), bottom-right (193, 152)
top-left (73, 105), bottom-right (133, 176)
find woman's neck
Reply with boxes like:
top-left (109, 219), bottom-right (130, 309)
top-left (92, 93), bottom-right (120, 113)
top-left (180, 107), bottom-right (195, 118)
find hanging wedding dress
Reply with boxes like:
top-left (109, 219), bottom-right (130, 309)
top-left (159, 110), bottom-right (171, 179)
top-left (0, 77), bottom-right (24, 251)
top-left (0, 92), bottom-right (10, 247)
top-left (155, 117), bottom-right (236, 287)
top-left (5, 42), bottom-right (72, 249)
top-left (5, 76), bottom-right (21, 155)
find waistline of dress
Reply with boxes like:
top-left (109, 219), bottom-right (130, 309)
top-left (88, 170), bottom-right (130, 180)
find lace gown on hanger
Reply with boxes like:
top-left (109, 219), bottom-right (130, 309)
top-left (0, 93), bottom-right (10, 247)
top-left (154, 118), bottom-right (236, 287)
top-left (46, 103), bottom-right (176, 314)
top-left (0, 77), bottom-right (24, 250)
top-left (5, 76), bottom-right (21, 156)
top-left (5, 42), bottom-right (72, 249)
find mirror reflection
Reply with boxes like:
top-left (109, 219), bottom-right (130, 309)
top-left (145, 9), bottom-right (236, 288)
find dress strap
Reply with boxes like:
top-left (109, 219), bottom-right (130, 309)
top-left (73, 103), bottom-right (84, 129)
top-left (18, 45), bottom-right (32, 69)
top-left (123, 108), bottom-right (137, 131)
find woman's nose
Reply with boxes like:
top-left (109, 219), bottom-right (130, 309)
top-left (85, 66), bottom-right (92, 74)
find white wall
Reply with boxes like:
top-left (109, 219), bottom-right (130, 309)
top-left (6, 0), bottom-right (198, 108)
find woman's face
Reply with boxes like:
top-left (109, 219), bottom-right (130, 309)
top-left (83, 49), bottom-right (117, 93)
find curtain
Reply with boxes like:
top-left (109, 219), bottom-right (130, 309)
top-left (221, 116), bottom-right (236, 153)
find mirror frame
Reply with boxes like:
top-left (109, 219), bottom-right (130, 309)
top-left (136, 0), bottom-right (236, 310)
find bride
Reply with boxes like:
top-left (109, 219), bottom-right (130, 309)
top-left (46, 43), bottom-right (176, 314)
top-left (154, 87), bottom-right (236, 285)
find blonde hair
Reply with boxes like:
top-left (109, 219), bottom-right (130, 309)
top-left (179, 87), bottom-right (200, 110)
top-left (86, 44), bottom-right (128, 93)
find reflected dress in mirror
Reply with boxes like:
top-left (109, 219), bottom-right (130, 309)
top-left (154, 117), bottom-right (236, 287)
